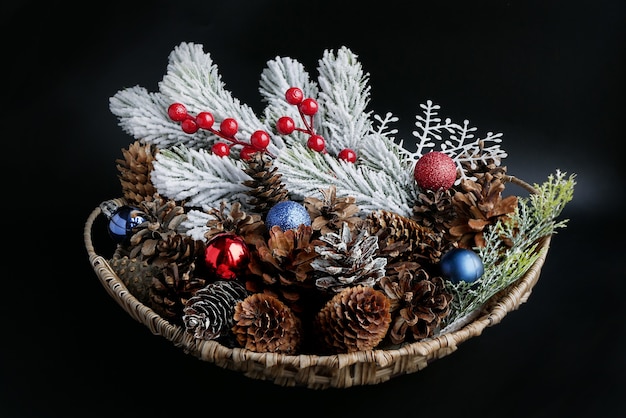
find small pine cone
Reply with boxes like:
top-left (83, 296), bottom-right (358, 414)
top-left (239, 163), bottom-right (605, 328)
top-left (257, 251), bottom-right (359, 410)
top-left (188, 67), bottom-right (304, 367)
top-left (154, 233), bottom-right (206, 269)
top-left (232, 293), bottom-right (302, 354)
top-left (387, 272), bottom-right (453, 344)
top-left (109, 255), bottom-right (161, 307)
top-left (311, 222), bottom-right (387, 293)
top-left (314, 285), bottom-right (391, 354)
top-left (183, 280), bottom-right (249, 341)
top-left (116, 140), bottom-right (158, 205)
top-left (411, 188), bottom-right (456, 238)
top-left (124, 195), bottom-right (188, 260)
top-left (303, 186), bottom-right (363, 235)
top-left (108, 255), bottom-right (207, 323)
top-left (148, 261), bottom-right (208, 323)
top-left (242, 152), bottom-right (289, 215)
top-left (448, 172), bottom-right (518, 249)
top-left (204, 201), bottom-right (265, 247)
top-left (377, 261), bottom-right (422, 312)
top-left (366, 210), bottom-right (448, 271)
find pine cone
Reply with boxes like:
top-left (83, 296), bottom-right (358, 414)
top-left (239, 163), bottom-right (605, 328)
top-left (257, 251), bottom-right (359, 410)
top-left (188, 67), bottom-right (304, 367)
top-left (303, 186), bottom-right (363, 235)
top-left (183, 280), bottom-right (249, 342)
top-left (383, 269), bottom-right (453, 344)
top-left (111, 196), bottom-right (210, 323)
top-left (232, 293), bottom-right (302, 354)
top-left (203, 201), bottom-right (265, 247)
top-left (123, 195), bottom-right (192, 262)
top-left (448, 171), bottom-right (518, 248)
top-left (366, 210), bottom-right (449, 272)
top-left (411, 188), bottom-right (456, 238)
top-left (311, 222), bottom-right (387, 293)
top-left (116, 140), bottom-right (158, 205)
top-left (108, 255), bottom-right (207, 323)
top-left (246, 224), bottom-right (323, 315)
top-left (313, 285), bottom-right (391, 354)
top-left (108, 255), bottom-right (161, 307)
top-left (242, 152), bottom-right (289, 215)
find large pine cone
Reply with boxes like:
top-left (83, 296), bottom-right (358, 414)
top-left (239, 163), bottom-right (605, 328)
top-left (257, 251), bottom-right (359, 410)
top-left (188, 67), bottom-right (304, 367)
top-left (183, 280), bottom-right (249, 341)
top-left (232, 293), bottom-right (302, 354)
top-left (313, 285), bottom-right (391, 354)
top-left (116, 140), bottom-right (158, 205)
top-left (311, 222), bottom-right (387, 293)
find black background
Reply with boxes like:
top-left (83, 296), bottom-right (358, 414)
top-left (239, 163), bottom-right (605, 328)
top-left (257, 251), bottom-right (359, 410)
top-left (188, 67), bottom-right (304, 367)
top-left (4, 1), bottom-right (625, 417)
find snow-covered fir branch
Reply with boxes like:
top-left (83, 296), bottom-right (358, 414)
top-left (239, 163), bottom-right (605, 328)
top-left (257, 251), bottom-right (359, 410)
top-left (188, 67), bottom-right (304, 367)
top-left (109, 86), bottom-right (206, 150)
top-left (151, 144), bottom-right (252, 209)
top-left (276, 142), bottom-right (416, 216)
top-left (315, 47), bottom-right (372, 154)
top-left (259, 56), bottom-right (319, 150)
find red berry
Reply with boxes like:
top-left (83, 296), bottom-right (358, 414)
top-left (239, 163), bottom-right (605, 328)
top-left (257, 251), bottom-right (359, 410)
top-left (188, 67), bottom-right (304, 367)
top-left (413, 151), bottom-right (458, 191)
top-left (285, 87), bottom-right (304, 105)
top-left (181, 118), bottom-right (199, 134)
top-left (276, 116), bottom-right (295, 135)
top-left (239, 145), bottom-right (258, 160)
top-left (307, 135), bottom-right (326, 152)
top-left (299, 98), bottom-right (319, 116)
top-left (168, 103), bottom-right (188, 122)
top-left (196, 112), bottom-right (215, 129)
top-left (250, 130), bottom-right (271, 150)
top-left (211, 142), bottom-right (230, 157)
top-left (219, 118), bottom-right (238, 137)
top-left (338, 148), bottom-right (357, 163)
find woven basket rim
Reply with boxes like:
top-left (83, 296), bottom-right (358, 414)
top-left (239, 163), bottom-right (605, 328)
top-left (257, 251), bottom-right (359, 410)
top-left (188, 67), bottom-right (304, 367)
top-left (84, 175), bottom-right (551, 389)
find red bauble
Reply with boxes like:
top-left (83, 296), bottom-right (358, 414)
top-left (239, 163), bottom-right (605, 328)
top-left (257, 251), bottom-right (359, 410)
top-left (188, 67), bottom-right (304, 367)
top-left (204, 233), bottom-right (250, 280)
top-left (413, 151), bottom-right (458, 191)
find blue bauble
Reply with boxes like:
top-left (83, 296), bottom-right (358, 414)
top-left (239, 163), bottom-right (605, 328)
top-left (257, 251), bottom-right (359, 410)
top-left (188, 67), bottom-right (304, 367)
top-left (440, 248), bottom-right (484, 283)
top-left (108, 206), bottom-right (147, 243)
top-left (266, 200), bottom-right (311, 231)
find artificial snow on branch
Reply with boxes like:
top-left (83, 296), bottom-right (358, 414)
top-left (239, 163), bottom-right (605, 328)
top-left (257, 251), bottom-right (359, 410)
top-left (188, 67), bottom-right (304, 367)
top-left (151, 144), bottom-right (252, 209)
top-left (259, 56), bottom-right (318, 150)
top-left (109, 86), bottom-right (203, 150)
top-left (276, 143), bottom-right (416, 216)
top-left (315, 46), bottom-right (373, 154)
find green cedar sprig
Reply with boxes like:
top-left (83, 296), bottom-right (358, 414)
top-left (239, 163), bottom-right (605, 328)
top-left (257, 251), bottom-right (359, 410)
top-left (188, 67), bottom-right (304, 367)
top-left (441, 170), bottom-right (576, 331)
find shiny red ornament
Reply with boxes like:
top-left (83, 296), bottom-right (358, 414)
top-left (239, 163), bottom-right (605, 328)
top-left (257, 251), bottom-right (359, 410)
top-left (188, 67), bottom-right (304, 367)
top-left (204, 233), bottom-right (250, 280)
top-left (413, 151), bottom-right (458, 191)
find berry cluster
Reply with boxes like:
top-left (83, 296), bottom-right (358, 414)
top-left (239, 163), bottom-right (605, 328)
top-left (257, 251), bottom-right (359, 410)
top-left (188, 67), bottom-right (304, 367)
top-left (276, 87), bottom-right (357, 163)
top-left (167, 103), bottom-right (274, 159)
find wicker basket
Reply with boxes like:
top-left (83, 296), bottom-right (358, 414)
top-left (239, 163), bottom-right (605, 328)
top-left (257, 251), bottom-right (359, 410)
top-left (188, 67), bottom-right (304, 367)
top-left (84, 176), bottom-right (551, 389)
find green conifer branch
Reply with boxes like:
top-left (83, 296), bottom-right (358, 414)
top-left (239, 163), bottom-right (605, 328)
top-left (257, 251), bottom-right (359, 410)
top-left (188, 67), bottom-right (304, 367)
top-left (442, 170), bottom-right (576, 330)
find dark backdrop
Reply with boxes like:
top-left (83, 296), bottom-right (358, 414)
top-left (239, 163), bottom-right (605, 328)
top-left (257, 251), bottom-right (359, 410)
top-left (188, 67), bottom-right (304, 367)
top-left (4, 1), bottom-right (625, 417)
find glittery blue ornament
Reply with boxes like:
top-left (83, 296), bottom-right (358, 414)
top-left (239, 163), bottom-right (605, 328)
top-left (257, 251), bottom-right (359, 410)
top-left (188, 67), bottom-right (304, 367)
top-left (107, 206), bottom-right (147, 243)
top-left (440, 248), bottom-right (484, 283)
top-left (265, 200), bottom-right (311, 231)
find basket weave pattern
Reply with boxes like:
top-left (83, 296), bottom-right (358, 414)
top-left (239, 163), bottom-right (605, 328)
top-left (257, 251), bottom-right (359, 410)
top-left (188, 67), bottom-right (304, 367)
top-left (84, 177), bottom-right (550, 389)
